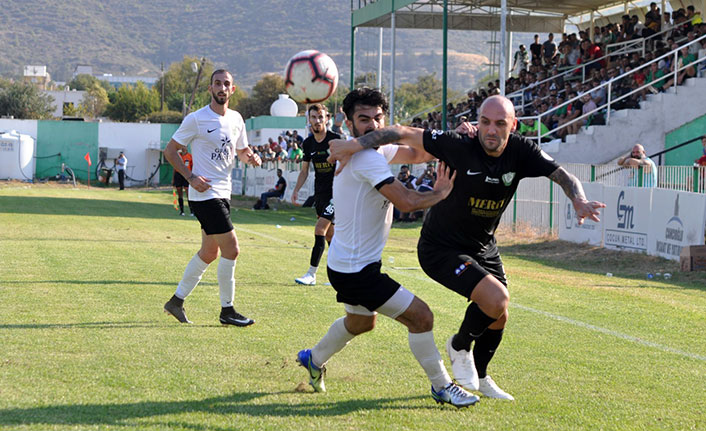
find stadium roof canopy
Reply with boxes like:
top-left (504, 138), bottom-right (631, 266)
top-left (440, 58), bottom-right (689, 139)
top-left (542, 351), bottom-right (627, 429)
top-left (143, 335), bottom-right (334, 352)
top-left (351, 0), bottom-right (659, 33)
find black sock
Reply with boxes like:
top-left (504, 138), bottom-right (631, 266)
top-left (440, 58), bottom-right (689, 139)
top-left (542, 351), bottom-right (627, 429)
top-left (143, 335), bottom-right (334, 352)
top-left (170, 295), bottom-right (184, 307)
top-left (473, 328), bottom-right (504, 378)
top-left (178, 197), bottom-right (184, 213)
top-left (220, 306), bottom-right (235, 317)
top-left (310, 235), bottom-right (326, 267)
top-left (451, 302), bottom-right (497, 351)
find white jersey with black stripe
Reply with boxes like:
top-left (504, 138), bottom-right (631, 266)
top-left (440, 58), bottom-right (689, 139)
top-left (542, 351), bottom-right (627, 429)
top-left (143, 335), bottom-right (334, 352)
top-left (327, 145), bottom-right (399, 273)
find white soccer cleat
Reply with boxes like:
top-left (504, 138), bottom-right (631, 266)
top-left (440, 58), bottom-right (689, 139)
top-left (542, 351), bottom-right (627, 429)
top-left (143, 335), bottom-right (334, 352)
top-left (446, 335), bottom-right (479, 391)
top-left (478, 375), bottom-right (514, 400)
top-left (295, 273), bottom-right (316, 286)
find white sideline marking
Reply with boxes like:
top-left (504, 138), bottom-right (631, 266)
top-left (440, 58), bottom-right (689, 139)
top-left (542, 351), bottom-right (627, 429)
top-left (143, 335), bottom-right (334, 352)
top-left (385, 266), bottom-right (706, 362)
top-left (512, 304), bottom-right (706, 362)
top-left (235, 225), bottom-right (307, 247)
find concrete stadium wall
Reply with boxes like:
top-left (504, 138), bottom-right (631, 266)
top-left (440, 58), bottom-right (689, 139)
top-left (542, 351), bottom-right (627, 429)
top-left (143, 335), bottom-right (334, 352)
top-left (665, 114), bottom-right (706, 166)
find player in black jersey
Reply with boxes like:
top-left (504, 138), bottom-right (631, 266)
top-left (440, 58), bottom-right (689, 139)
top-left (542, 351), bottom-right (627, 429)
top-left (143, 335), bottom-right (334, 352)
top-left (328, 95), bottom-right (605, 400)
top-left (291, 103), bottom-right (341, 285)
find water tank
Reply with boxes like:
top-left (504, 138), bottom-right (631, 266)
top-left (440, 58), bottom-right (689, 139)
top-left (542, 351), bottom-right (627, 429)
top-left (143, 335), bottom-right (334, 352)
top-left (0, 130), bottom-right (36, 180)
top-left (270, 94), bottom-right (298, 117)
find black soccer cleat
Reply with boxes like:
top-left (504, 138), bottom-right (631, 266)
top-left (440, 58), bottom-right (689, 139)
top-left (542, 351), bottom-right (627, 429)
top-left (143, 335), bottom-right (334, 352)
top-left (164, 297), bottom-right (192, 324)
top-left (219, 309), bottom-right (254, 327)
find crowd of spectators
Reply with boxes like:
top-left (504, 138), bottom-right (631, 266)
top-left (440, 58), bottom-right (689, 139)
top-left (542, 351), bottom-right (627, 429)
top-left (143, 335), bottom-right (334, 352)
top-left (408, 4), bottom-right (706, 142)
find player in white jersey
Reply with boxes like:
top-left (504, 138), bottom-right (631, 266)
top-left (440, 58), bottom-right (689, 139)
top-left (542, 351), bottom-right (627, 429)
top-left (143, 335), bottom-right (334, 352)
top-left (162, 69), bottom-right (261, 327)
top-left (295, 87), bottom-right (479, 408)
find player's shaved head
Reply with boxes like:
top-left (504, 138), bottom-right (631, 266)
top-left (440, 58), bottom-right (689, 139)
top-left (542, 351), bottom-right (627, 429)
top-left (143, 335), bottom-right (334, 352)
top-left (477, 95), bottom-right (517, 157)
top-left (479, 95), bottom-right (516, 122)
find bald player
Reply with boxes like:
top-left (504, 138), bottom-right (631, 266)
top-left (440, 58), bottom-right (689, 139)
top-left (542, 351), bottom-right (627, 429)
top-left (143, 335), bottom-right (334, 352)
top-left (328, 95), bottom-right (605, 400)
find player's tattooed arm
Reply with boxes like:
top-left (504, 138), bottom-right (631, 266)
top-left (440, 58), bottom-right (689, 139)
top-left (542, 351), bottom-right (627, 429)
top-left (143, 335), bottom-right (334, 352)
top-left (356, 126), bottom-right (403, 149)
top-left (550, 167), bottom-right (606, 225)
top-left (549, 167), bottom-right (585, 202)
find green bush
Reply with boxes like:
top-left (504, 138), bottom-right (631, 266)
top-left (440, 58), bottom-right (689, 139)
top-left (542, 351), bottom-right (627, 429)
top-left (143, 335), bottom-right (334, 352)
top-left (144, 110), bottom-right (183, 123)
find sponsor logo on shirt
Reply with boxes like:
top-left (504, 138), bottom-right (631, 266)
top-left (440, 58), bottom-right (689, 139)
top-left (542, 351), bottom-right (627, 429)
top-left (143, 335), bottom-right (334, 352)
top-left (468, 196), bottom-right (506, 217)
top-left (466, 170), bottom-right (482, 175)
top-left (485, 176), bottom-right (500, 184)
top-left (431, 129), bottom-right (444, 140)
top-left (212, 136), bottom-right (233, 161)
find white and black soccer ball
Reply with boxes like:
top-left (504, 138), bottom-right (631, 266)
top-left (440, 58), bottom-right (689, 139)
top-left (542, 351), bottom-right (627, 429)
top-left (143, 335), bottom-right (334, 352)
top-left (284, 50), bottom-right (339, 104)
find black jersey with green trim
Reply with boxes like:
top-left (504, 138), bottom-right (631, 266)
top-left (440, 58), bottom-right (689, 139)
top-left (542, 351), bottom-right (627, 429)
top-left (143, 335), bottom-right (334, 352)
top-left (302, 131), bottom-right (340, 196)
top-left (421, 129), bottom-right (560, 254)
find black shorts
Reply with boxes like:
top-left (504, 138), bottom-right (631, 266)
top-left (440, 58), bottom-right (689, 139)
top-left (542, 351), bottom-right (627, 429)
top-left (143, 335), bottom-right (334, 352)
top-left (189, 198), bottom-right (233, 235)
top-left (417, 237), bottom-right (507, 300)
top-left (173, 172), bottom-right (189, 188)
top-left (315, 194), bottom-right (335, 222)
top-left (327, 262), bottom-right (401, 312)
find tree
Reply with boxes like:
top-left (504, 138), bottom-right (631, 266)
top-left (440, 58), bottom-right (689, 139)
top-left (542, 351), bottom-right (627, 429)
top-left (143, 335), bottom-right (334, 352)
top-left (68, 74), bottom-right (112, 92)
top-left (156, 56), bottom-right (214, 113)
top-left (236, 73), bottom-right (286, 119)
top-left (0, 81), bottom-right (54, 119)
top-left (81, 83), bottom-right (109, 119)
top-left (103, 82), bottom-right (159, 122)
top-left (394, 73), bottom-right (460, 123)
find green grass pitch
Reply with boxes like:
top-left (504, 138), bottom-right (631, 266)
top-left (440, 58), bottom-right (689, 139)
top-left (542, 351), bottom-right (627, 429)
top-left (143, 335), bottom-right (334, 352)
top-left (0, 184), bottom-right (704, 431)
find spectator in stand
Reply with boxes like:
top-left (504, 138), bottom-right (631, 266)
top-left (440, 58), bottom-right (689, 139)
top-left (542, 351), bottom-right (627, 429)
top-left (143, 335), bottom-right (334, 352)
top-left (512, 45), bottom-right (529, 77)
top-left (291, 130), bottom-right (303, 145)
top-left (261, 144), bottom-right (275, 163)
top-left (631, 15), bottom-right (646, 39)
top-left (687, 32), bottom-right (700, 56)
top-left (530, 34), bottom-right (543, 65)
top-left (644, 2), bottom-right (661, 37)
top-left (543, 33), bottom-right (558, 65)
top-left (332, 106), bottom-right (345, 135)
top-left (646, 62), bottom-right (668, 93)
top-left (273, 144), bottom-right (288, 162)
top-left (289, 142), bottom-right (304, 163)
top-left (618, 144), bottom-right (657, 187)
top-left (663, 46), bottom-right (698, 90)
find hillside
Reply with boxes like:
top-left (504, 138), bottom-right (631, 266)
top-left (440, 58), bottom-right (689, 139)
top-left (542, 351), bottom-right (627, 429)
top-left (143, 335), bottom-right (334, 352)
top-left (0, 0), bottom-right (505, 90)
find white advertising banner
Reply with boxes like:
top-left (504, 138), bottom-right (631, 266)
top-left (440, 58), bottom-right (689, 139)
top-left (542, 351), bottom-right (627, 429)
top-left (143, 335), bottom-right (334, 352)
top-left (647, 189), bottom-right (706, 261)
top-left (602, 186), bottom-right (653, 253)
top-left (558, 182), bottom-right (604, 246)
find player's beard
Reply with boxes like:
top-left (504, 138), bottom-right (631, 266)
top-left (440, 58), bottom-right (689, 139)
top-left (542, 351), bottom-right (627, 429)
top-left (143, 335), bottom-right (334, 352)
top-left (212, 90), bottom-right (228, 105)
top-left (311, 123), bottom-right (325, 134)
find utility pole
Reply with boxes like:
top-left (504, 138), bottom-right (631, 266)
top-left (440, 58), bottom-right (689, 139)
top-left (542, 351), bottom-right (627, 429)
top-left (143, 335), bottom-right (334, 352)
top-left (160, 62), bottom-right (164, 112)
top-left (186, 57), bottom-right (206, 116)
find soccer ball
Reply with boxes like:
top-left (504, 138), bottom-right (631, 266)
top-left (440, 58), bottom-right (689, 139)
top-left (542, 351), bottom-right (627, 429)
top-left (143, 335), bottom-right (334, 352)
top-left (284, 50), bottom-right (339, 103)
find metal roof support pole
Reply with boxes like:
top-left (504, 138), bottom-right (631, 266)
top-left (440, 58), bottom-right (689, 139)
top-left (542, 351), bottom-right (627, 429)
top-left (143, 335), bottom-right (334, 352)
top-left (390, 10), bottom-right (396, 123)
top-left (590, 11), bottom-right (595, 42)
top-left (377, 27), bottom-right (383, 89)
top-left (350, 26), bottom-right (357, 90)
top-left (442, 0), bottom-right (448, 130)
top-left (500, 0), bottom-right (507, 95)
top-left (506, 30), bottom-right (513, 82)
top-left (624, 2), bottom-right (629, 14)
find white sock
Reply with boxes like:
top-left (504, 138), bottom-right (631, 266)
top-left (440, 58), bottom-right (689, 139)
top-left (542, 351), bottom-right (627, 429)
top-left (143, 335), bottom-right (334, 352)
top-left (308, 265), bottom-right (318, 276)
top-left (408, 331), bottom-right (452, 391)
top-left (217, 256), bottom-right (236, 308)
top-left (311, 317), bottom-right (355, 368)
top-left (175, 253), bottom-right (209, 299)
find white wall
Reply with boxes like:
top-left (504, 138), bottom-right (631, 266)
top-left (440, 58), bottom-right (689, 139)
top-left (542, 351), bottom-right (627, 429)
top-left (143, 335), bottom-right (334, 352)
top-left (0, 119), bottom-right (38, 139)
top-left (98, 123), bottom-right (162, 186)
top-left (45, 90), bottom-right (86, 118)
